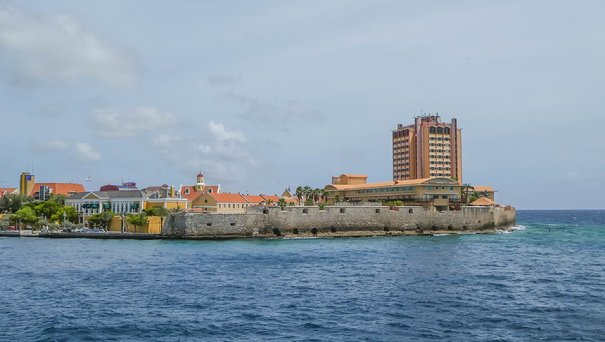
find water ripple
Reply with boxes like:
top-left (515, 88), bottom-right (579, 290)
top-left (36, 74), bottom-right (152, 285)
top-left (0, 210), bottom-right (603, 341)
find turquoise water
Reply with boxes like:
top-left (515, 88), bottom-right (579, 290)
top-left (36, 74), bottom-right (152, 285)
top-left (0, 210), bottom-right (603, 341)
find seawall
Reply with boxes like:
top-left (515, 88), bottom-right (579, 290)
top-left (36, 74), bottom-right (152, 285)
top-left (162, 205), bottom-right (516, 238)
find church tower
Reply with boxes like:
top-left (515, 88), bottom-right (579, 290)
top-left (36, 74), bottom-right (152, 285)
top-left (195, 172), bottom-right (205, 191)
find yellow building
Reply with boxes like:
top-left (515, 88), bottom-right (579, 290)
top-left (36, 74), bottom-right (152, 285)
top-left (109, 215), bottom-right (163, 234)
top-left (19, 172), bottom-right (35, 197)
top-left (325, 174), bottom-right (462, 211)
top-left (392, 115), bottom-right (462, 184)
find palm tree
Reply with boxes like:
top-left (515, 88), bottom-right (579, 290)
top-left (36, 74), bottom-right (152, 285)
top-left (319, 188), bottom-right (326, 204)
top-left (461, 184), bottom-right (473, 205)
top-left (277, 198), bottom-right (287, 210)
top-left (303, 186), bottom-right (312, 205)
top-left (295, 186), bottom-right (304, 205)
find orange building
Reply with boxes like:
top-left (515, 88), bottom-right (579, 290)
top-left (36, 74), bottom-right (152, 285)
top-left (179, 172), bottom-right (220, 203)
top-left (392, 115), bottom-right (462, 184)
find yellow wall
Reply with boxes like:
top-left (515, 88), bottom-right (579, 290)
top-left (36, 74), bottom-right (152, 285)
top-left (144, 201), bottom-right (188, 210)
top-left (109, 216), bottom-right (164, 234)
top-left (191, 193), bottom-right (217, 210)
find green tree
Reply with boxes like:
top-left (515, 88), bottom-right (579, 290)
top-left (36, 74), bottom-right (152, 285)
top-left (303, 186), bottom-right (312, 204)
top-left (11, 206), bottom-right (38, 226)
top-left (0, 194), bottom-right (29, 213)
top-left (304, 198), bottom-right (314, 206)
top-left (295, 186), bottom-right (304, 205)
top-left (461, 184), bottom-right (474, 205)
top-left (144, 206), bottom-right (169, 217)
top-left (87, 211), bottom-right (115, 229)
top-left (50, 194), bottom-right (66, 206)
top-left (50, 206), bottom-right (78, 224)
top-left (333, 194), bottom-right (343, 204)
top-left (312, 188), bottom-right (321, 204)
top-left (127, 213), bottom-right (148, 233)
top-left (0, 215), bottom-right (10, 230)
top-left (277, 198), bottom-right (287, 210)
top-left (34, 200), bottom-right (62, 219)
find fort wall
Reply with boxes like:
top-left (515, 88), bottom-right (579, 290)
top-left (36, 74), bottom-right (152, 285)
top-left (162, 205), bottom-right (516, 238)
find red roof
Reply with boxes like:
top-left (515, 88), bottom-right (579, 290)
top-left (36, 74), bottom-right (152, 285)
top-left (243, 195), bottom-right (265, 204)
top-left (0, 188), bottom-right (16, 197)
top-left (30, 183), bottom-right (86, 196)
top-left (180, 184), bottom-right (220, 202)
top-left (209, 192), bottom-right (248, 203)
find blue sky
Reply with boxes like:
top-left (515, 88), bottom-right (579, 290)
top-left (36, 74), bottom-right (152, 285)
top-left (1, 0), bottom-right (603, 209)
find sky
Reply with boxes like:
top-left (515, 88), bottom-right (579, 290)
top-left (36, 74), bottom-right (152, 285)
top-left (1, 0), bottom-right (604, 209)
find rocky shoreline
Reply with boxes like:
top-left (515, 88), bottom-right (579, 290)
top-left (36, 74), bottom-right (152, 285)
top-left (0, 224), bottom-right (518, 241)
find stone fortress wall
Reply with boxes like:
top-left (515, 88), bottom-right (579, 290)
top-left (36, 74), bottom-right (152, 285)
top-left (162, 205), bottom-right (516, 238)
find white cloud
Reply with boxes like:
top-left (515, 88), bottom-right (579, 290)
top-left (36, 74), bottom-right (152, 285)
top-left (74, 142), bottom-right (101, 162)
top-left (93, 106), bottom-right (177, 138)
top-left (0, 5), bottom-right (138, 86)
top-left (209, 121), bottom-right (245, 142)
top-left (151, 122), bottom-right (254, 182)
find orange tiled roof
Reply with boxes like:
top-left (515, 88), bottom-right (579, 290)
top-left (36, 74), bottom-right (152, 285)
top-left (326, 178), bottom-right (442, 191)
top-left (209, 192), bottom-right (248, 203)
top-left (470, 197), bottom-right (496, 206)
top-left (473, 186), bottom-right (495, 192)
top-left (243, 195), bottom-right (265, 203)
top-left (30, 183), bottom-right (86, 196)
top-left (0, 188), bottom-right (17, 197)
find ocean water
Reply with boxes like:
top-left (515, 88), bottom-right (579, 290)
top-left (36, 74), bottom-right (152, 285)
top-left (0, 210), bottom-right (603, 341)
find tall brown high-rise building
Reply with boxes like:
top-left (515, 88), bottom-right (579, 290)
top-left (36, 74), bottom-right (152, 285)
top-left (392, 115), bottom-right (462, 184)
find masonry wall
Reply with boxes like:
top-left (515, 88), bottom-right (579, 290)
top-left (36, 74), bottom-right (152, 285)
top-left (162, 206), bottom-right (516, 237)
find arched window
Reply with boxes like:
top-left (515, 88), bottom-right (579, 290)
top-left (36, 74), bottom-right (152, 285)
top-left (429, 127), bottom-right (436, 133)
top-left (436, 127), bottom-right (443, 134)
top-left (444, 127), bottom-right (450, 134)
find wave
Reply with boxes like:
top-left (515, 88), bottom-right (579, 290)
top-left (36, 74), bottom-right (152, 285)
top-left (496, 225), bottom-right (526, 234)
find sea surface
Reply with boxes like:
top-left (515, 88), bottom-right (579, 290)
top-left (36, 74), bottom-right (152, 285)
top-left (0, 210), bottom-right (603, 341)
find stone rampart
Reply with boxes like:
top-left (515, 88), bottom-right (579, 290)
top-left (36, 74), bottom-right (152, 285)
top-left (162, 205), bottom-right (516, 238)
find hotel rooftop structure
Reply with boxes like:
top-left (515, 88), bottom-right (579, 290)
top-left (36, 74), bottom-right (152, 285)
top-left (392, 115), bottom-right (462, 184)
